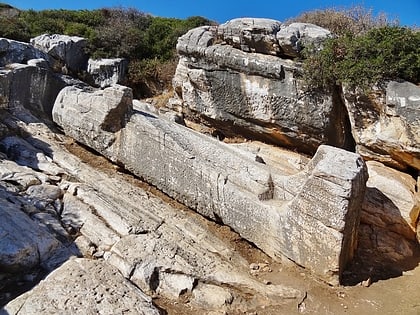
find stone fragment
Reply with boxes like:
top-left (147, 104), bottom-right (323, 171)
top-left (343, 81), bottom-right (420, 171)
top-left (276, 22), bottom-right (331, 57)
top-left (2, 258), bottom-right (160, 315)
top-left (192, 283), bottom-right (234, 309)
top-left (0, 136), bottom-right (64, 175)
top-left (217, 18), bottom-right (282, 55)
top-left (26, 184), bottom-right (63, 201)
top-left (30, 34), bottom-right (88, 73)
top-left (87, 58), bottom-right (128, 88)
top-left (0, 159), bottom-right (42, 190)
top-left (157, 272), bottom-right (195, 299)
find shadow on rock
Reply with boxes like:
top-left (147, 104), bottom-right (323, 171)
top-left (0, 126), bottom-right (82, 308)
top-left (343, 187), bottom-right (420, 286)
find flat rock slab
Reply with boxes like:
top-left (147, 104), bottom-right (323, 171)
top-left (1, 258), bottom-right (160, 315)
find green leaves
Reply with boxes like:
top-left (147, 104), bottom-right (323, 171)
top-left (302, 26), bottom-right (420, 92)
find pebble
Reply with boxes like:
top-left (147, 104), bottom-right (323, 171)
top-left (250, 263), bottom-right (259, 270)
top-left (361, 277), bottom-right (372, 287)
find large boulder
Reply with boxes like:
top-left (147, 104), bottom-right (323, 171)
top-left (53, 85), bottom-right (368, 285)
top-left (0, 63), bottom-right (68, 116)
top-left (359, 161), bottom-right (420, 263)
top-left (87, 58), bottom-right (128, 88)
top-left (30, 34), bottom-right (88, 73)
top-left (0, 185), bottom-right (63, 272)
top-left (343, 81), bottom-right (420, 171)
top-left (276, 22), bottom-right (332, 57)
top-left (216, 18), bottom-right (282, 55)
top-left (173, 21), bottom-right (352, 154)
top-left (0, 38), bottom-right (50, 67)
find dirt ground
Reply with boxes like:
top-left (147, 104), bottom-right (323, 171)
top-left (64, 140), bottom-right (420, 315)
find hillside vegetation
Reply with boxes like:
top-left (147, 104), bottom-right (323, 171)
top-left (0, 4), bottom-right (212, 97)
top-left (289, 6), bottom-right (420, 91)
top-left (0, 4), bottom-right (418, 96)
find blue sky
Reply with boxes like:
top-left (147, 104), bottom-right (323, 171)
top-left (4, 0), bottom-right (419, 26)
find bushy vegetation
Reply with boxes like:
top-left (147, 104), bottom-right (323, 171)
top-left (1, 4), bottom-right (418, 96)
top-left (292, 6), bottom-right (419, 92)
top-left (287, 5), bottom-right (397, 36)
top-left (0, 4), bottom-right (212, 97)
top-left (302, 26), bottom-right (420, 91)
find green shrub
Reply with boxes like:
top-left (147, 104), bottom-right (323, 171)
top-left (0, 5), bottom-right (212, 97)
top-left (302, 26), bottom-right (420, 92)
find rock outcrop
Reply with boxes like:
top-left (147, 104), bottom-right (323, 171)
top-left (172, 21), bottom-right (351, 154)
top-left (1, 18), bottom-right (419, 314)
top-left (0, 112), bottom-right (302, 312)
top-left (30, 34), bottom-right (88, 73)
top-left (0, 63), bottom-right (69, 116)
top-left (359, 161), bottom-right (420, 263)
top-left (344, 81), bottom-right (420, 171)
top-left (2, 258), bottom-right (161, 315)
top-left (276, 22), bottom-right (332, 57)
top-left (0, 38), bottom-right (50, 67)
top-left (53, 84), bottom-right (368, 285)
top-left (173, 20), bottom-right (419, 173)
top-left (87, 58), bottom-right (128, 88)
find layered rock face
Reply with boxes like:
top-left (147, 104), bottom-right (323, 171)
top-left (0, 112), bottom-right (302, 313)
top-left (344, 82), bottom-right (420, 171)
top-left (0, 63), bottom-right (69, 116)
top-left (0, 37), bottom-right (86, 119)
top-left (173, 19), bottom-right (419, 173)
top-left (172, 20), bottom-right (354, 155)
top-left (53, 84), bottom-right (368, 285)
top-left (359, 161), bottom-right (420, 264)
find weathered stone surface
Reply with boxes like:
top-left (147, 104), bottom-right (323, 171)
top-left (0, 183), bottom-right (63, 272)
top-left (343, 81), bottom-right (420, 171)
top-left (0, 38), bottom-right (50, 67)
top-left (217, 18), bottom-right (282, 55)
top-left (174, 22), bottom-right (351, 154)
top-left (61, 192), bottom-right (121, 251)
top-left (2, 258), bottom-right (160, 315)
top-left (0, 131), bottom-right (81, 275)
top-left (0, 63), bottom-right (68, 116)
top-left (53, 85), bottom-right (133, 151)
top-left (192, 283), bottom-right (233, 309)
top-left (359, 161), bottom-right (420, 262)
top-left (30, 34), bottom-right (88, 73)
top-left (276, 22), bottom-right (331, 57)
top-left (87, 58), bottom-right (128, 88)
top-left (16, 116), bottom-right (302, 309)
top-left (0, 136), bottom-right (64, 175)
top-left (53, 86), bottom-right (368, 284)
